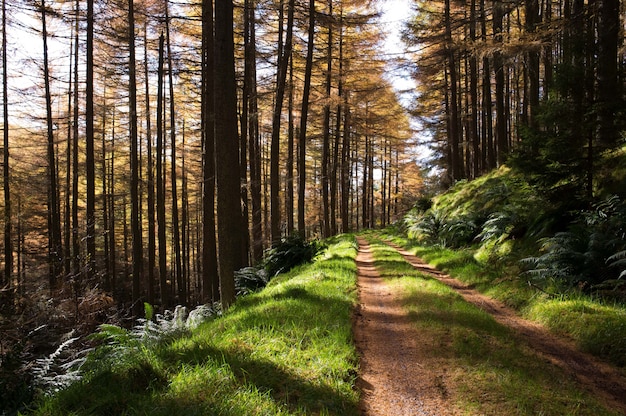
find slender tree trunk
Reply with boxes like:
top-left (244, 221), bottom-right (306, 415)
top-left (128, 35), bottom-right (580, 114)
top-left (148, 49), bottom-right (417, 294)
top-left (165, 2), bottom-right (184, 305)
top-left (493, 0), bottom-right (508, 165)
top-left (64, 23), bottom-right (72, 282)
top-left (201, 0), bottom-right (219, 302)
top-left (214, 0), bottom-right (243, 308)
top-left (298, 0), bottom-right (315, 235)
top-left (469, 0), bottom-right (480, 176)
top-left (71, 6), bottom-right (80, 280)
top-left (3, 0), bottom-right (11, 287)
top-left (340, 92), bottom-right (350, 233)
top-left (128, 0), bottom-right (143, 316)
top-left (321, 0), bottom-right (333, 239)
top-left (156, 33), bottom-right (169, 306)
top-left (144, 18), bottom-right (155, 305)
top-left (270, 0), bottom-right (295, 243)
top-left (245, 0), bottom-right (263, 263)
top-left (445, 0), bottom-right (462, 180)
top-left (331, 9), bottom-right (343, 236)
top-left (481, 0), bottom-right (495, 171)
top-left (42, 0), bottom-right (62, 291)
top-left (286, 55), bottom-right (294, 235)
top-left (86, 0), bottom-right (95, 280)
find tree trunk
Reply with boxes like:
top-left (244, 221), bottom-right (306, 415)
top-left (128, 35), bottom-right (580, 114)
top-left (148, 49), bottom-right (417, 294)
top-left (201, 0), bottom-right (219, 302)
top-left (321, 0), bottom-right (333, 238)
top-left (244, 0), bottom-right (263, 263)
top-left (144, 18), bottom-right (155, 305)
top-left (128, 0), bottom-right (143, 317)
top-left (270, 0), bottom-right (295, 243)
top-left (86, 0), bottom-right (96, 280)
top-left (42, 0), bottom-right (62, 291)
top-left (165, 2), bottom-right (184, 305)
top-left (157, 33), bottom-right (169, 307)
top-left (298, 0), bottom-right (315, 236)
top-left (214, 0), bottom-right (243, 308)
top-left (2, 0), bottom-right (11, 288)
top-left (493, 0), bottom-right (508, 165)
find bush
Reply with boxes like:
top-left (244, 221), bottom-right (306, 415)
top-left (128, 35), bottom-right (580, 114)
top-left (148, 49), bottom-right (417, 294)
top-left (521, 196), bottom-right (626, 291)
top-left (262, 234), bottom-right (325, 277)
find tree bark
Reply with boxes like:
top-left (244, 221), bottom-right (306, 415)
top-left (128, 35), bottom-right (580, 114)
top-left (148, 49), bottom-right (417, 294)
top-left (201, 0), bottom-right (219, 302)
top-left (270, 0), bottom-right (295, 243)
top-left (214, 0), bottom-right (243, 308)
top-left (298, 0), bottom-right (315, 236)
top-left (128, 0), bottom-right (143, 317)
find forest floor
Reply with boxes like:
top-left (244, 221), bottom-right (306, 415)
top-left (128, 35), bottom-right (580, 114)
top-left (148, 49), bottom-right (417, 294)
top-left (352, 237), bottom-right (626, 415)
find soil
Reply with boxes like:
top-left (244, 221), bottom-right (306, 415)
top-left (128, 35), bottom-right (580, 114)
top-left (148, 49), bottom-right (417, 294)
top-left (352, 237), bottom-right (626, 415)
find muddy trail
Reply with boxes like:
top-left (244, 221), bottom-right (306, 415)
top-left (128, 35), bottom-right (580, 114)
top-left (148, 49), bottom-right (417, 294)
top-left (352, 237), bottom-right (626, 415)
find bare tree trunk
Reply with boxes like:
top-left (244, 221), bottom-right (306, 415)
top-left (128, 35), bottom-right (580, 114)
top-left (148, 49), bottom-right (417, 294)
top-left (214, 0), bottom-right (243, 308)
top-left (86, 0), bottom-right (96, 280)
top-left (298, 0), bottom-right (315, 235)
top-left (128, 0), bottom-right (143, 316)
top-left (270, 0), bottom-right (295, 243)
top-left (321, 0), bottom-right (333, 239)
top-left (244, 0), bottom-right (263, 263)
top-left (201, 0), bottom-right (219, 302)
top-left (156, 33), bottom-right (169, 307)
top-left (165, 2), bottom-right (184, 305)
top-left (42, 0), bottom-right (62, 291)
top-left (144, 18), bottom-right (155, 306)
top-left (3, 0), bottom-right (12, 288)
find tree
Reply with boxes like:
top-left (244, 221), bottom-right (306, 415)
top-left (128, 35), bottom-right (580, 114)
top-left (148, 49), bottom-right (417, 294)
top-left (128, 0), bottom-right (143, 316)
top-left (214, 0), bottom-right (243, 308)
top-left (270, 0), bottom-right (295, 244)
top-left (85, 0), bottom-right (95, 280)
top-left (2, 0), bottom-right (11, 288)
top-left (298, 0), bottom-right (315, 235)
top-left (201, 0), bottom-right (219, 302)
top-left (41, 0), bottom-right (62, 291)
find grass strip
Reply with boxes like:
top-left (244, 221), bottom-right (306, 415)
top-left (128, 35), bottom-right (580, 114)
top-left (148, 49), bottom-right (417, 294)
top-left (364, 234), bottom-right (620, 415)
top-left (29, 235), bottom-right (360, 416)
top-left (381, 231), bottom-right (626, 369)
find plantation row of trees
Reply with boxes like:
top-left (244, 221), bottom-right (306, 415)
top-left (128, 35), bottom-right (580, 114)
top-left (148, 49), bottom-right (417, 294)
top-left (407, 0), bottom-right (624, 200)
top-left (0, 0), bottom-right (420, 317)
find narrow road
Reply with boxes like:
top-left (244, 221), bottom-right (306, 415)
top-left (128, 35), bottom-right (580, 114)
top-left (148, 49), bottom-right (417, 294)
top-left (353, 237), bottom-right (452, 415)
top-left (353, 236), bottom-right (626, 415)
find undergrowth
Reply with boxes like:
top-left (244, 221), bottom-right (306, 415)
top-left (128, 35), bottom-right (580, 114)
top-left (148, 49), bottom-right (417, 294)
top-left (27, 234), bottom-right (359, 416)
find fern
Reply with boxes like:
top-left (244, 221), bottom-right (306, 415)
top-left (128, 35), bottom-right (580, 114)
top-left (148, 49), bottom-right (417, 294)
top-left (30, 335), bottom-right (87, 396)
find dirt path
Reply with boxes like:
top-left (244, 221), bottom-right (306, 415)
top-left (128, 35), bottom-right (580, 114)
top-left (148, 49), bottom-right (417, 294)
top-left (353, 237), bottom-right (453, 415)
top-left (353, 237), bottom-right (626, 415)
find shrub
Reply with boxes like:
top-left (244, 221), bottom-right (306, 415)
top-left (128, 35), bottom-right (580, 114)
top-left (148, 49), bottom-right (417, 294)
top-left (521, 196), bottom-right (626, 291)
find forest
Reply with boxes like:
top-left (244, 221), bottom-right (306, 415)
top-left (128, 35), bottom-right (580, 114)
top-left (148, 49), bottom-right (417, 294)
top-left (1, 0), bottom-right (626, 413)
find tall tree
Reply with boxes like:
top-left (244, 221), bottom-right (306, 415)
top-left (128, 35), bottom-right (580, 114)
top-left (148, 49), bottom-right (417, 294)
top-left (214, 0), bottom-right (243, 308)
top-left (2, 0), bottom-right (11, 287)
top-left (86, 0), bottom-right (95, 279)
top-left (298, 0), bottom-right (315, 235)
top-left (165, 1), bottom-right (184, 305)
top-left (41, 0), bottom-right (62, 291)
top-left (201, 0), bottom-right (219, 302)
top-left (270, 0), bottom-right (295, 243)
top-left (128, 0), bottom-right (143, 316)
top-left (156, 33), bottom-right (169, 306)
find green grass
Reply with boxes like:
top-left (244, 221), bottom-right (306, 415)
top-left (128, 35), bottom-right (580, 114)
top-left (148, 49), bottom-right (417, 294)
top-left (381, 230), bottom-right (626, 370)
top-left (29, 235), bottom-right (360, 416)
top-left (364, 235), bottom-right (620, 415)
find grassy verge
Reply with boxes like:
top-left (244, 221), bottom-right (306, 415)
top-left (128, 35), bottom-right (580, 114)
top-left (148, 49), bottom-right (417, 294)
top-left (380, 230), bottom-right (626, 369)
top-left (29, 235), bottom-right (360, 416)
top-left (364, 235), bottom-right (620, 415)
